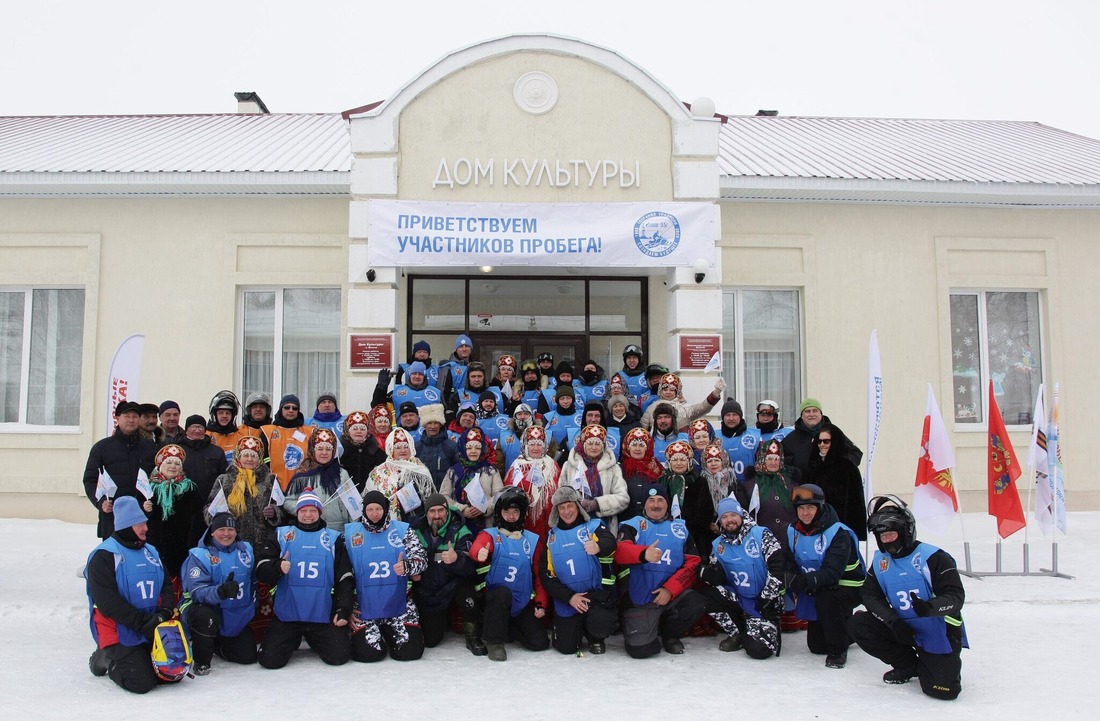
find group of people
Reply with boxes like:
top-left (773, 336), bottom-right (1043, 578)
top-left (82, 338), bottom-right (966, 700)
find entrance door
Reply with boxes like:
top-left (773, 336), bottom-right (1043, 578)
top-left (473, 334), bottom-right (586, 370)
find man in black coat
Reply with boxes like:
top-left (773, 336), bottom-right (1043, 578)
top-left (177, 414), bottom-right (229, 503)
top-left (82, 401), bottom-right (157, 539)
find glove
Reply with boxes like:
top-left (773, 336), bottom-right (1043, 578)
top-left (891, 619), bottom-right (915, 646)
top-left (787, 572), bottom-right (808, 594)
top-left (262, 505), bottom-right (276, 520)
top-left (909, 591), bottom-right (934, 617)
top-left (140, 609), bottom-right (172, 641)
top-left (216, 572), bottom-right (240, 600)
top-left (377, 368), bottom-right (393, 387)
top-left (580, 498), bottom-right (599, 513)
top-left (758, 594), bottom-right (783, 619)
top-left (714, 377), bottom-right (727, 393)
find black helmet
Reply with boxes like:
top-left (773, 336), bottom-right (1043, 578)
top-left (537, 352), bottom-right (554, 364)
top-left (208, 390), bottom-right (240, 416)
top-left (622, 344), bottom-right (642, 360)
top-left (790, 483), bottom-right (825, 507)
top-left (494, 487), bottom-right (529, 532)
top-left (867, 495), bottom-right (916, 557)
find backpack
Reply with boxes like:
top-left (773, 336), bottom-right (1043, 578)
top-left (151, 618), bottom-right (192, 682)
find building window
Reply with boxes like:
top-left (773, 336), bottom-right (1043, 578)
top-left (241, 288), bottom-right (340, 412)
top-left (950, 291), bottom-right (1042, 425)
top-left (0, 288), bottom-right (85, 426)
top-left (720, 289), bottom-right (802, 417)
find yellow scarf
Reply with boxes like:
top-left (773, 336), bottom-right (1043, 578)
top-left (228, 468), bottom-right (257, 515)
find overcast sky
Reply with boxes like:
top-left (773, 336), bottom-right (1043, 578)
top-left (5, 0), bottom-right (1098, 139)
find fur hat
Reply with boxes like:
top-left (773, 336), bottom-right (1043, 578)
top-left (652, 403), bottom-right (676, 422)
top-left (112, 496), bottom-right (147, 531)
top-left (549, 486), bottom-right (590, 526)
top-left (419, 403), bottom-right (446, 426)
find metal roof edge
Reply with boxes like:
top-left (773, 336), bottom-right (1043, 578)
top-left (719, 176), bottom-right (1100, 208)
top-left (0, 171), bottom-right (351, 197)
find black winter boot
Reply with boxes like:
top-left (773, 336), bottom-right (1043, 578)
top-left (463, 622), bottom-right (488, 656)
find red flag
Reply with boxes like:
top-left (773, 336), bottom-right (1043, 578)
top-left (987, 380), bottom-right (1026, 538)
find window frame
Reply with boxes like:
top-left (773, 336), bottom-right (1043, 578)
top-left (236, 286), bottom-right (342, 408)
top-left (948, 288), bottom-right (1044, 431)
top-left (0, 285), bottom-right (85, 432)
top-left (720, 287), bottom-right (803, 416)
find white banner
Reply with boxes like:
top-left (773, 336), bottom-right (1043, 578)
top-left (366, 200), bottom-right (717, 267)
top-left (865, 330), bottom-right (882, 503)
top-left (104, 334), bottom-right (145, 437)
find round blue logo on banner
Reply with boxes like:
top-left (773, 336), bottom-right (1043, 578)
top-left (633, 212), bottom-right (681, 257)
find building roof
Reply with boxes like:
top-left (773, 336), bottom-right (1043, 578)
top-left (718, 116), bottom-right (1100, 207)
top-left (0, 113), bottom-right (351, 196)
top-left (4, 111), bottom-right (1100, 206)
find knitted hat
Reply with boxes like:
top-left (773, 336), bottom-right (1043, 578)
top-left (555, 384), bottom-right (575, 399)
top-left (362, 490), bottom-right (390, 516)
top-left (717, 496), bottom-right (745, 519)
top-left (155, 444), bottom-right (186, 468)
top-left (419, 403), bottom-right (446, 426)
top-left (209, 513), bottom-right (237, 532)
top-left (413, 340), bottom-right (431, 355)
top-left (478, 390), bottom-right (498, 405)
top-left (455, 334), bottom-right (472, 351)
top-left (158, 400), bottom-right (180, 415)
top-left (643, 483), bottom-right (671, 505)
top-left (407, 361), bottom-right (428, 376)
top-left (607, 394), bottom-right (629, 411)
top-left (112, 496), bottom-right (147, 531)
top-left (554, 361), bottom-right (574, 380)
top-left (720, 398), bottom-right (744, 417)
top-left (345, 411), bottom-right (370, 431)
top-left (278, 394), bottom-right (301, 410)
top-left (659, 373), bottom-right (681, 391)
top-left (295, 488), bottom-right (323, 513)
top-left (799, 398), bottom-right (823, 415)
top-left (423, 493), bottom-right (448, 512)
top-left (316, 391), bottom-right (338, 407)
top-left (184, 414), bottom-right (206, 430)
top-left (398, 401), bottom-right (419, 417)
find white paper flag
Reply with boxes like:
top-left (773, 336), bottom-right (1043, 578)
top-left (395, 483), bottom-right (422, 513)
top-left (208, 487), bottom-right (229, 516)
top-left (95, 469), bottom-right (118, 501)
top-left (704, 351), bottom-right (721, 373)
top-left (270, 482), bottom-right (285, 506)
top-left (135, 469), bottom-right (152, 500)
top-left (465, 473), bottom-right (489, 512)
top-left (571, 466), bottom-right (591, 497)
top-left (336, 479), bottom-right (363, 520)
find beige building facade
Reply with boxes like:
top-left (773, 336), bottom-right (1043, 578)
top-left (2, 34), bottom-right (1097, 524)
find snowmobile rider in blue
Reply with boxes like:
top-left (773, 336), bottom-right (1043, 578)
top-left (849, 495), bottom-right (967, 700)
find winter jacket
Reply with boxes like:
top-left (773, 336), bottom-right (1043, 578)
top-left (805, 424), bottom-right (867, 540)
top-left (82, 429), bottom-right (157, 539)
top-left (559, 448), bottom-right (629, 529)
top-left (339, 434), bottom-right (387, 493)
top-left (411, 509), bottom-right (477, 612)
top-left (178, 434), bottom-right (228, 502)
top-left (783, 414), bottom-right (863, 477)
top-left (205, 465), bottom-right (281, 549)
top-left (415, 431), bottom-right (459, 491)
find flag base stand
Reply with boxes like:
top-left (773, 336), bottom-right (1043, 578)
top-left (960, 541), bottom-right (1074, 580)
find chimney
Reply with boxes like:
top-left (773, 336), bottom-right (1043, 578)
top-left (234, 92), bottom-right (270, 115)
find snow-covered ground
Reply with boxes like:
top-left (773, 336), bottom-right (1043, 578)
top-left (2, 513), bottom-right (1097, 719)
